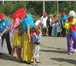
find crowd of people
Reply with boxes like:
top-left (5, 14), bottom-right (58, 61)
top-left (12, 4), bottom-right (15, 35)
top-left (35, 10), bottom-right (67, 37)
top-left (0, 7), bottom-right (76, 66)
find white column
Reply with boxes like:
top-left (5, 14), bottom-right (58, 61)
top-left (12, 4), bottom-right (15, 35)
top-left (2, 0), bottom-right (4, 4)
top-left (43, 1), bottom-right (45, 14)
top-left (57, 1), bottom-right (59, 15)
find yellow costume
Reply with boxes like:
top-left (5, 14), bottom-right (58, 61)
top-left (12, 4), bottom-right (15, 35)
top-left (22, 33), bottom-right (33, 62)
top-left (65, 18), bottom-right (76, 34)
top-left (12, 30), bottom-right (22, 47)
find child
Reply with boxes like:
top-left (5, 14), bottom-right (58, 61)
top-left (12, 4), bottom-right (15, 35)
top-left (32, 28), bottom-right (42, 65)
top-left (56, 21), bottom-right (61, 37)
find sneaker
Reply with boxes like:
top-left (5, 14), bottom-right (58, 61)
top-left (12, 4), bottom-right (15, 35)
top-left (68, 52), bottom-right (73, 55)
top-left (74, 49), bottom-right (76, 52)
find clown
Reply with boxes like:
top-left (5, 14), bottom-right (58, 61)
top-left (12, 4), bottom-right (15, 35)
top-left (11, 8), bottom-right (26, 62)
top-left (0, 14), bottom-right (12, 56)
top-left (65, 10), bottom-right (76, 55)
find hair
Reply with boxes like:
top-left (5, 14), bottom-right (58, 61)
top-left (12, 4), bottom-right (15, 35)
top-left (68, 10), bottom-right (76, 17)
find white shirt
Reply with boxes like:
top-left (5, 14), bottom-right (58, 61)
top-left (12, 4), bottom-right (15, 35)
top-left (35, 20), bottom-right (41, 26)
top-left (41, 16), bottom-right (48, 28)
top-left (50, 18), bottom-right (53, 26)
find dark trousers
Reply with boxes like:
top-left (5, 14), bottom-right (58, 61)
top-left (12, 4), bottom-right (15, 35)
top-left (61, 27), bottom-right (66, 37)
top-left (57, 32), bottom-right (61, 37)
top-left (1, 31), bottom-right (12, 55)
top-left (42, 28), bottom-right (47, 36)
top-left (48, 26), bottom-right (52, 36)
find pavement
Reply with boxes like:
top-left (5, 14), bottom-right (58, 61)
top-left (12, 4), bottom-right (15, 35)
top-left (0, 36), bottom-right (76, 66)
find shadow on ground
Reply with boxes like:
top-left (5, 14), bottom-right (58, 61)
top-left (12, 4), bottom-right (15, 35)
top-left (50, 58), bottom-right (76, 65)
top-left (0, 53), bottom-right (33, 65)
top-left (40, 49), bottom-right (67, 54)
top-left (0, 53), bottom-right (18, 62)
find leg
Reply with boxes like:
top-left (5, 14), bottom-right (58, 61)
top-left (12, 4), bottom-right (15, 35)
top-left (36, 45), bottom-right (40, 63)
top-left (33, 44), bottom-right (37, 65)
top-left (16, 47), bottom-right (22, 61)
top-left (0, 33), bottom-right (5, 55)
top-left (5, 32), bottom-right (12, 55)
top-left (66, 34), bottom-right (74, 53)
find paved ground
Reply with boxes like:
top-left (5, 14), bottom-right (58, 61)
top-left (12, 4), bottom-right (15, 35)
top-left (0, 36), bottom-right (76, 66)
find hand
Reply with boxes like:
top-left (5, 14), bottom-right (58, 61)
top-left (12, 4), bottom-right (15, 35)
top-left (28, 39), bottom-right (31, 43)
top-left (0, 33), bottom-right (3, 37)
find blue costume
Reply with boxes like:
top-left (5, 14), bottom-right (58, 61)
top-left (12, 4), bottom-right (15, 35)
top-left (0, 19), bottom-right (12, 55)
top-left (60, 15), bottom-right (67, 37)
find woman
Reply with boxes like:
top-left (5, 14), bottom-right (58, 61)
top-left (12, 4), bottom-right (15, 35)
top-left (65, 10), bottom-right (76, 55)
top-left (11, 17), bottom-right (22, 61)
top-left (21, 13), bottom-right (34, 63)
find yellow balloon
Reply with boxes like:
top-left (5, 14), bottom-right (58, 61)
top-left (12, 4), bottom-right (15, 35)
top-left (65, 23), bottom-right (70, 29)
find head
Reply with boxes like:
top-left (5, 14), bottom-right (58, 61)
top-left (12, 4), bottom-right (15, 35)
top-left (68, 10), bottom-right (76, 20)
top-left (43, 12), bottom-right (47, 17)
top-left (0, 14), bottom-right (5, 21)
top-left (61, 12), bottom-right (65, 17)
top-left (49, 14), bottom-right (53, 18)
top-left (34, 28), bottom-right (40, 34)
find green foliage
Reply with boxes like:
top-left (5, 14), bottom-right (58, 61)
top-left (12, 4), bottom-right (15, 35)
top-left (0, 1), bottom-right (76, 18)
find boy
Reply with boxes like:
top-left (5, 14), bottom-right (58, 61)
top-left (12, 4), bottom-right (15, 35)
top-left (32, 28), bottom-right (42, 65)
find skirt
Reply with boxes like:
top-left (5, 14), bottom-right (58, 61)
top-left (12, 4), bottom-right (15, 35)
top-left (12, 31), bottom-right (22, 48)
top-left (22, 33), bottom-right (33, 62)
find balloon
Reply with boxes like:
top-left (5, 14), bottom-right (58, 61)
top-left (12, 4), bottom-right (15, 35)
top-left (65, 22), bottom-right (70, 29)
top-left (71, 31), bottom-right (76, 41)
top-left (70, 24), bottom-right (75, 32)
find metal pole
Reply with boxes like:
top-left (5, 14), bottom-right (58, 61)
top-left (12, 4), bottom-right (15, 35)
top-left (57, 1), bottom-right (59, 15)
top-left (2, 0), bottom-right (4, 4)
top-left (43, 1), bottom-right (45, 14)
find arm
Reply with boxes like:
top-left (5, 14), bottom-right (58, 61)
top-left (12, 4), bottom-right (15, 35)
top-left (0, 19), bottom-right (10, 36)
top-left (27, 24), bottom-right (31, 42)
top-left (34, 33), bottom-right (42, 40)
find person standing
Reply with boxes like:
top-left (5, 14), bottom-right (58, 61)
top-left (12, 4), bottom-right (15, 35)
top-left (21, 13), bottom-right (34, 63)
top-left (32, 28), bottom-right (42, 65)
top-left (60, 12), bottom-right (67, 37)
top-left (41, 12), bottom-right (48, 36)
top-left (65, 10), bottom-right (76, 55)
top-left (0, 14), bottom-right (12, 56)
top-left (47, 14), bottom-right (53, 36)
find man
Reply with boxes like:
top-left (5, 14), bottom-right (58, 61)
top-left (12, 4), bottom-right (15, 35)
top-left (41, 12), bottom-right (48, 36)
top-left (60, 12), bottom-right (67, 37)
top-left (47, 14), bottom-right (53, 36)
top-left (0, 14), bottom-right (12, 56)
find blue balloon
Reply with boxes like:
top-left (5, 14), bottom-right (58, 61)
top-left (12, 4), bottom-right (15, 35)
top-left (72, 31), bottom-right (76, 41)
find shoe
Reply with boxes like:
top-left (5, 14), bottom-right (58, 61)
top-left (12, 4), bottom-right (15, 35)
top-left (68, 52), bottom-right (73, 55)
top-left (74, 49), bottom-right (76, 52)
top-left (0, 53), bottom-right (2, 57)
